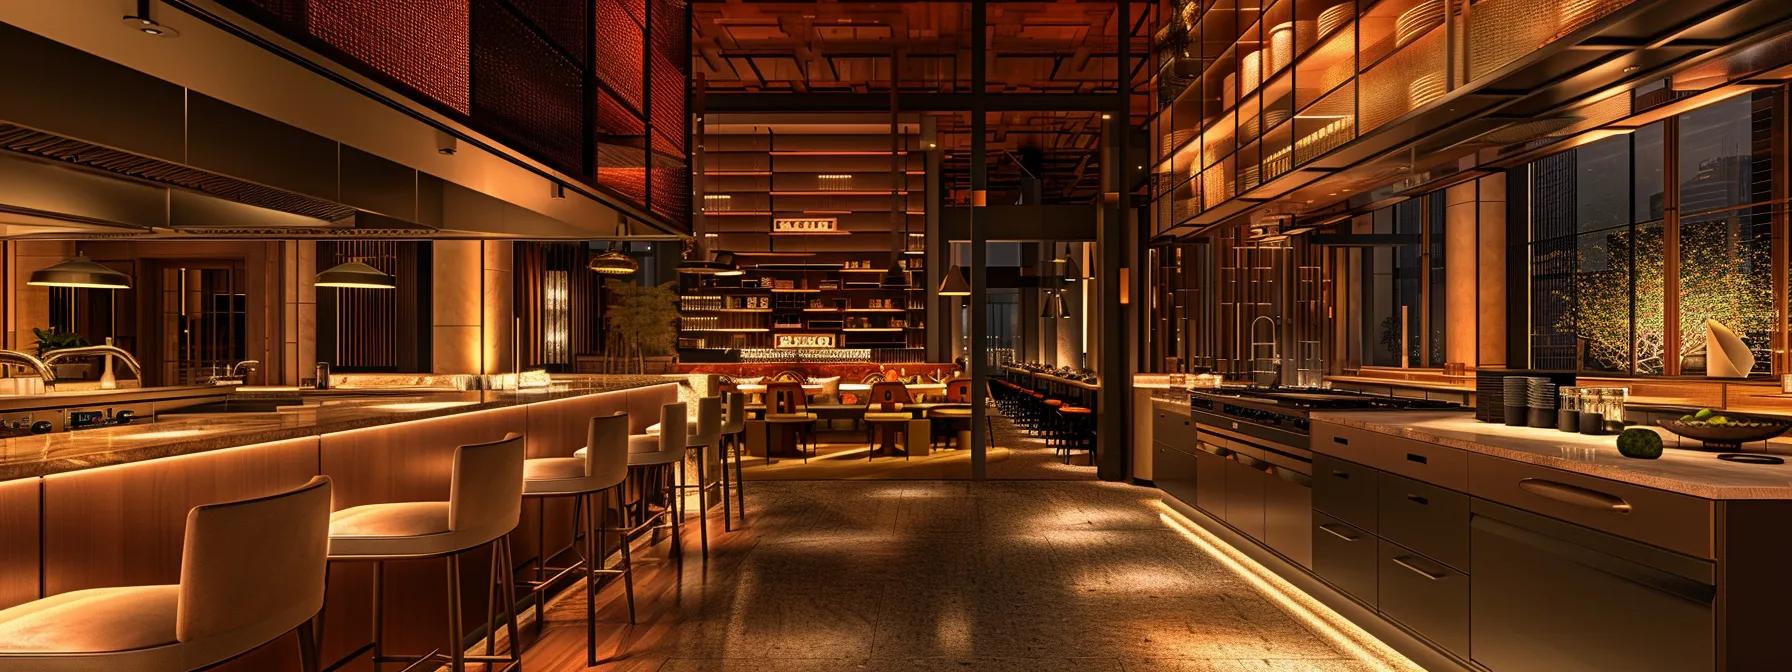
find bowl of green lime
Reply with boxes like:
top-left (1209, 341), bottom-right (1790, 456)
top-left (1660, 408), bottom-right (1792, 451)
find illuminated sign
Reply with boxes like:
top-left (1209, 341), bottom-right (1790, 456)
top-left (775, 334), bottom-right (836, 349)
top-left (772, 217), bottom-right (839, 233)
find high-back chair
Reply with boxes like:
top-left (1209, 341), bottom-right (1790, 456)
top-left (862, 381), bottom-right (915, 460)
top-left (0, 476), bottom-right (333, 672)
top-left (764, 381), bottom-right (818, 462)
top-left (521, 414), bottom-right (636, 665)
top-left (946, 378), bottom-right (972, 403)
top-left (324, 434), bottom-right (526, 672)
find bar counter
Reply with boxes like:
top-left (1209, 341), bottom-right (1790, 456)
top-left (0, 376), bottom-right (672, 480)
top-left (0, 375), bottom-right (683, 672)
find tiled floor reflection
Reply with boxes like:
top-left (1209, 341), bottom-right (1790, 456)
top-left (522, 481), bottom-right (1392, 671)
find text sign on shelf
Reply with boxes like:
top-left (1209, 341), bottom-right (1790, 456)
top-left (775, 333), bottom-right (837, 349)
top-left (772, 217), bottom-right (839, 234)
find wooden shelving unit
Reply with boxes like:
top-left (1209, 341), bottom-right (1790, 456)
top-left (682, 116), bottom-right (930, 363)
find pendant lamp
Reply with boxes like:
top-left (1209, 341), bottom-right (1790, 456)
top-left (28, 256), bottom-right (132, 289)
top-left (314, 260), bottom-right (395, 289)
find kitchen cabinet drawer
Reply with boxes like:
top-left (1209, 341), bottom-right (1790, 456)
top-left (1224, 452), bottom-right (1267, 540)
top-left (1471, 502), bottom-right (1714, 672)
top-left (1313, 421), bottom-right (1467, 491)
top-left (1312, 512), bottom-right (1377, 607)
top-left (1263, 463), bottom-right (1312, 568)
top-left (1378, 540), bottom-right (1468, 658)
top-left (1152, 409), bottom-right (1189, 448)
top-left (1155, 443), bottom-right (1198, 507)
top-left (1467, 453), bottom-right (1713, 559)
top-left (1192, 443), bottom-right (1228, 517)
top-left (1313, 454), bottom-right (1378, 533)
top-left (1377, 472), bottom-right (1469, 571)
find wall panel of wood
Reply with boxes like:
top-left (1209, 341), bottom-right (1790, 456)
top-left (0, 478), bottom-right (39, 610)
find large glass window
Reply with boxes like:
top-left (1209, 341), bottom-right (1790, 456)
top-left (1676, 94), bottom-right (1775, 374)
top-left (1528, 90), bottom-right (1779, 375)
top-left (1358, 197), bottom-right (1431, 368)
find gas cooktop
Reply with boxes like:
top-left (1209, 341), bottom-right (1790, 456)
top-left (1189, 388), bottom-right (1464, 450)
top-left (1199, 388), bottom-right (1462, 411)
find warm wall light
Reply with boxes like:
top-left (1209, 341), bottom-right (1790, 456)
top-left (542, 270), bottom-right (569, 364)
top-left (28, 256), bottom-right (132, 289)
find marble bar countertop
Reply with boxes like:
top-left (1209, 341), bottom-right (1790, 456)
top-left (1310, 410), bottom-right (1792, 500)
top-left (0, 376), bottom-right (675, 481)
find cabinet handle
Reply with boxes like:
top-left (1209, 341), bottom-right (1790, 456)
top-left (1405, 493), bottom-right (1429, 506)
top-left (1391, 555), bottom-right (1447, 581)
top-left (1317, 523), bottom-right (1361, 542)
top-left (1517, 478), bottom-right (1633, 514)
top-left (1331, 470), bottom-right (1350, 480)
top-left (1332, 436), bottom-right (1349, 445)
top-left (1405, 453), bottom-right (1428, 465)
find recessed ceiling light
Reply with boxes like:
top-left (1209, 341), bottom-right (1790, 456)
top-left (122, 0), bottom-right (177, 37)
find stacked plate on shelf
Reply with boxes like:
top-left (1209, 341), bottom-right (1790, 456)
top-left (1317, 3), bottom-right (1351, 40)
top-left (1267, 22), bottom-right (1295, 73)
top-left (1408, 72), bottom-right (1446, 109)
top-left (1396, 0), bottom-right (1446, 48)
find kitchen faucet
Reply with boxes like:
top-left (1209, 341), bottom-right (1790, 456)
top-left (1248, 315), bottom-right (1282, 389)
top-left (0, 350), bottom-right (56, 390)
top-left (42, 345), bottom-right (143, 383)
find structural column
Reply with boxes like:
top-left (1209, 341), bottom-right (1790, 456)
top-left (969, 0), bottom-right (988, 480)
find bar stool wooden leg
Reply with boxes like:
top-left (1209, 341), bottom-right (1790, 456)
top-left (584, 491), bottom-right (598, 666)
top-left (720, 443), bottom-right (733, 532)
top-left (733, 434), bottom-right (747, 522)
top-left (697, 447), bottom-right (710, 559)
top-left (613, 485), bottom-right (637, 623)
top-left (298, 619), bottom-right (321, 672)
top-left (445, 553), bottom-right (465, 671)
top-left (502, 537), bottom-right (524, 672)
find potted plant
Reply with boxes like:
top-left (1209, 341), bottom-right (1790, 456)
top-left (31, 328), bottom-right (90, 379)
top-left (603, 280), bottom-right (679, 374)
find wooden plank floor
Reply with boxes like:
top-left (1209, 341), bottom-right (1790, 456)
top-left (511, 480), bottom-right (1405, 672)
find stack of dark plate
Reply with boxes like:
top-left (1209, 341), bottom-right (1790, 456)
top-left (1502, 376), bottom-right (1530, 426)
top-left (1527, 378), bottom-right (1558, 428)
top-left (1475, 371), bottom-right (1507, 422)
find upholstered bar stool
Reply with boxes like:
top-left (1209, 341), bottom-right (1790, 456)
top-left (521, 413), bottom-right (633, 667)
top-left (0, 476), bottom-right (333, 672)
top-left (674, 396), bottom-right (724, 558)
top-left (719, 391), bottom-right (747, 529)
top-left (585, 402), bottom-right (686, 560)
top-left (323, 434), bottom-right (526, 672)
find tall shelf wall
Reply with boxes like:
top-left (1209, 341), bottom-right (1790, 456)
top-left (680, 122), bottom-right (929, 363)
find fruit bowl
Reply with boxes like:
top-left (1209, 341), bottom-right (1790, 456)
top-left (1659, 418), bottom-right (1792, 451)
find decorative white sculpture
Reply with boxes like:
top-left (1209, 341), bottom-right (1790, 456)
top-left (1705, 318), bottom-right (1755, 378)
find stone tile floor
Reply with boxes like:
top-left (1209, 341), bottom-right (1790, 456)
top-left (520, 480), bottom-right (1401, 671)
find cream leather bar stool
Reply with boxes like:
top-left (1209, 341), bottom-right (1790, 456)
top-left (323, 434), bottom-right (526, 672)
top-left (719, 392), bottom-right (747, 530)
top-left (521, 413), bottom-right (633, 667)
top-left (0, 476), bottom-right (333, 672)
top-left (580, 402), bottom-right (685, 560)
top-left (679, 396), bottom-right (724, 558)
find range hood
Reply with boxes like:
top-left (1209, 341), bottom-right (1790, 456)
top-left (0, 23), bottom-right (589, 240)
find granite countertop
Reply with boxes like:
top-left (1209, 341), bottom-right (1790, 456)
top-left (1310, 410), bottom-right (1792, 499)
top-left (0, 376), bottom-right (673, 480)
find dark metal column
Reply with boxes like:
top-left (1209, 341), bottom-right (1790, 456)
top-left (1094, 0), bottom-right (1132, 482)
top-left (969, 0), bottom-right (989, 480)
